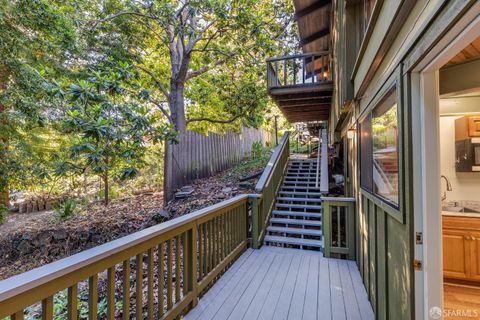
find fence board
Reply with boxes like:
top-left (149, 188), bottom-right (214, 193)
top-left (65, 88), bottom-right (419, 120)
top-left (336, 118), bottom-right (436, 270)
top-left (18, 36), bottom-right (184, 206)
top-left (165, 127), bottom-right (272, 201)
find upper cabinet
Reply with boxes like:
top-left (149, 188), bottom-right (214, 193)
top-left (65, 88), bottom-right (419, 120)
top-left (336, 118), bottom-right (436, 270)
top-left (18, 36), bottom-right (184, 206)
top-left (456, 116), bottom-right (480, 140)
top-left (455, 116), bottom-right (480, 172)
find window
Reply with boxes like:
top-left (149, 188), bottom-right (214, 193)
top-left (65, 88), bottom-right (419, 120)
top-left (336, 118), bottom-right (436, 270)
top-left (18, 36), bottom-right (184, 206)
top-left (359, 92), bottom-right (399, 206)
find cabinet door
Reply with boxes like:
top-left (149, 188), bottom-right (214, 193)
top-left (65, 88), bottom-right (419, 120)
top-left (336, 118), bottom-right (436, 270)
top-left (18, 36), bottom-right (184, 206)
top-left (443, 229), bottom-right (470, 279)
top-left (468, 117), bottom-right (480, 137)
top-left (468, 232), bottom-right (480, 281)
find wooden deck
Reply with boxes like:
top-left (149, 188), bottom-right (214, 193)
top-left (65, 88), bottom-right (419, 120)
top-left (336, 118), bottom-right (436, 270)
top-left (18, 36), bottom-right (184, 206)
top-left (185, 246), bottom-right (374, 320)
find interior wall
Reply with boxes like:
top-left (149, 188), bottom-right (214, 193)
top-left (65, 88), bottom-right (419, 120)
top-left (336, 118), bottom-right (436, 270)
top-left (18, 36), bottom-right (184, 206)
top-left (439, 97), bottom-right (480, 201)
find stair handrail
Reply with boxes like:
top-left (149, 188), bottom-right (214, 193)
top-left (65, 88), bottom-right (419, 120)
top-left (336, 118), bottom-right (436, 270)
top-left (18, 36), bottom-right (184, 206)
top-left (251, 131), bottom-right (290, 249)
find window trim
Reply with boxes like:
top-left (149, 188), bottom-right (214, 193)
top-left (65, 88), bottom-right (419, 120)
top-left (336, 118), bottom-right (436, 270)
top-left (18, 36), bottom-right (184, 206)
top-left (356, 65), bottom-right (405, 224)
top-left (359, 90), bottom-right (400, 209)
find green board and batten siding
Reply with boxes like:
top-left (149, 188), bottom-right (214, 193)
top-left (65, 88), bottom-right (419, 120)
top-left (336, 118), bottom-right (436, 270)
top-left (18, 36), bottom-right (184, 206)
top-left (344, 1), bottom-right (479, 319)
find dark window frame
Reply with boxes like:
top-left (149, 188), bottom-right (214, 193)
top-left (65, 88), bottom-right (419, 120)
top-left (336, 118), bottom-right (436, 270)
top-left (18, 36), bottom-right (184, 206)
top-left (359, 89), bottom-right (400, 209)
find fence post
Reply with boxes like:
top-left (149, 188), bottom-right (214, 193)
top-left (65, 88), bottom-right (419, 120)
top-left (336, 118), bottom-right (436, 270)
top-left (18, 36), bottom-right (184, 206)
top-left (249, 196), bottom-right (260, 249)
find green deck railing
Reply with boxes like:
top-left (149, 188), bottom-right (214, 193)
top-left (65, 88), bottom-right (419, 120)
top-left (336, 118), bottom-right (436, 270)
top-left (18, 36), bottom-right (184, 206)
top-left (250, 132), bottom-right (290, 249)
top-left (0, 133), bottom-right (291, 319)
top-left (322, 197), bottom-right (356, 260)
top-left (0, 196), bottom-right (250, 320)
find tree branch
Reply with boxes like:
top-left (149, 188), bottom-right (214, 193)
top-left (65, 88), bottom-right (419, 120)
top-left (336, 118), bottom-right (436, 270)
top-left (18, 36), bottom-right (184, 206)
top-left (187, 114), bottom-right (241, 124)
top-left (137, 66), bottom-right (170, 100)
top-left (186, 51), bottom-right (236, 80)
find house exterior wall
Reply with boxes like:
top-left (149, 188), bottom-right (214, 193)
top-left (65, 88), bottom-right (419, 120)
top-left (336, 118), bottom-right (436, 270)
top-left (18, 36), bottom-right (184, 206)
top-left (330, 1), bottom-right (479, 319)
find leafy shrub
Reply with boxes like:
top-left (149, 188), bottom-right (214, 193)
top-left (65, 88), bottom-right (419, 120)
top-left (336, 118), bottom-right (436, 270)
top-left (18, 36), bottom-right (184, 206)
top-left (54, 199), bottom-right (78, 221)
top-left (0, 204), bottom-right (8, 225)
top-left (251, 141), bottom-right (264, 159)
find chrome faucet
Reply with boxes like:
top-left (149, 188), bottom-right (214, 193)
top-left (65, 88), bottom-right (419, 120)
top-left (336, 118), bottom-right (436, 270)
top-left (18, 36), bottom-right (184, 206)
top-left (441, 175), bottom-right (452, 201)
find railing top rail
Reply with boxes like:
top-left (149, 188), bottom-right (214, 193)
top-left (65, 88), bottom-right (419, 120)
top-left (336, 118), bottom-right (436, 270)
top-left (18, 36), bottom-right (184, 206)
top-left (255, 132), bottom-right (289, 193)
top-left (266, 51), bottom-right (330, 62)
top-left (0, 194), bottom-right (250, 304)
top-left (321, 196), bottom-right (356, 202)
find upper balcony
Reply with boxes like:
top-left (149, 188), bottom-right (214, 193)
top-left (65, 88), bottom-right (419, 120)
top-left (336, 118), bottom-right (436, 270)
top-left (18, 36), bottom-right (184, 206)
top-left (267, 52), bottom-right (333, 123)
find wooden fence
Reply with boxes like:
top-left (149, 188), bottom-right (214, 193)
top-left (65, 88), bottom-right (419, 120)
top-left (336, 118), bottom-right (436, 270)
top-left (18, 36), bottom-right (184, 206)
top-left (164, 127), bottom-right (273, 201)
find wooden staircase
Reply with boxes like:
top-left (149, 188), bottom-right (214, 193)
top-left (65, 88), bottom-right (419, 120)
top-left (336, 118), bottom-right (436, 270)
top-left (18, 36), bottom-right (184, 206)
top-left (264, 159), bottom-right (323, 251)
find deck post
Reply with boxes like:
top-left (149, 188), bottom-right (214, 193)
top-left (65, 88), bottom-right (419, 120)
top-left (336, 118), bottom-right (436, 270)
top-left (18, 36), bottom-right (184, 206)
top-left (322, 201), bottom-right (331, 258)
top-left (249, 196), bottom-right (260, 249)
top-left (189, 225), bottom-right (198, 308)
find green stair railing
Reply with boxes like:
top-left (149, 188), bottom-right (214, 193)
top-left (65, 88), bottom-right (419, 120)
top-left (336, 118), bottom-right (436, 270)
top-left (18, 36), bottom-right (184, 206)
top-left (250, 132), bottom-right (290, 249)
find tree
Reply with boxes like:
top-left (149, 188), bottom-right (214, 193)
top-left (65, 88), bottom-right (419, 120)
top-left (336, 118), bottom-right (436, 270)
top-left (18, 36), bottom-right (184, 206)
top-left (61, 65), bottom-right (176, 205)
top-left (88, 0), bottom-right (294, 131)
top-left (0, 0), bottom-right (78, 206)
top-left (86, 0), bottom-right (294, 200)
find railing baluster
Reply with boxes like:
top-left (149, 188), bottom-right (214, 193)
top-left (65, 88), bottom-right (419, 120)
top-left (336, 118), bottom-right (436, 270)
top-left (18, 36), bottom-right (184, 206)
top-left (158, 242), bottom-right (165, 318)
top-left (107, 267), bottom-right (115, 320)
top-left (89, 275), bottom-right (98, 320)
top-left (136, 254), bottom-right (143, 320)
top-left (183, 232), bottom-right (189, 297)
top-left (202, 223), bottom-right (207, 277)
top-left (175, 236), bottom-right (181, 303)
top-left (122, 260), bottom-right (131, 320)
top-left (293, 58), bottom-right (297, 84)
top-left (68, 284), bottom-right (77, 320)
top-left (190, 227), bottom-right (198, 308)
top-left (198, 224), bottom-right (203, 280)
top-left (41, 296), bottom-right (53, 320)
top-left (167, 239), bottom-right (173, 310)
top-left (207, 221), bottom-right (212, 273)
top-left (302, 56), bottom-right (306, 84)
top-left (147, 248), bottom-right (154, 320)
top-left (221, 214), bottom-right (226, 260)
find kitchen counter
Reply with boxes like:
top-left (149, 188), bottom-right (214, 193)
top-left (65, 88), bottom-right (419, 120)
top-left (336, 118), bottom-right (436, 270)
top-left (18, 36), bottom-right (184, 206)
top-left (442, 211), bottom-right (480, 218)
top-left (442, 200), bottom-right (480, 217)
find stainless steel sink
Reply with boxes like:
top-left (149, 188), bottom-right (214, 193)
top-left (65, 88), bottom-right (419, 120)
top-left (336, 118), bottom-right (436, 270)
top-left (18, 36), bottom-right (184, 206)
top-left (442, 206), bottom-right (480, 213)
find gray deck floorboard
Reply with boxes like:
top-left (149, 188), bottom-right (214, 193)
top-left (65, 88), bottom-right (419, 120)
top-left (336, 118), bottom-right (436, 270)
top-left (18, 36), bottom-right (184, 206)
top-left (184, 247), bottom-right (374, 320)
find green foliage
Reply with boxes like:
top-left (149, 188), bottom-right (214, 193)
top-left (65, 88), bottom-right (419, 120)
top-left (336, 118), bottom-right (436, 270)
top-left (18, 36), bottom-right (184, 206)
top-left (54, 199), bottom-right (78, 221)
top-left (0, 0), bottom-right (78, 198)
top-left (58, 64), bottom-right (177, 204)
top-left (251, 141), bottom-right (265, 159)
top-left (0, 204), bottom-right (7, 225)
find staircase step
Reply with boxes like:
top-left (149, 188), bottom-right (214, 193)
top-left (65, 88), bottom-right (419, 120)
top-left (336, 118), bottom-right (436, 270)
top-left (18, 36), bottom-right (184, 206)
top-left (278, 191), bottom-right (322, 199)
top-left (284, 176), bottom-right (317, 180)
top-left (270, 218), bottom-right (322, 227)
top-left (275, 203), bottom-right (322, 210)
top-left (264, 235), bottom-right (323, 248)
top-left (277, 197), bottom-right (322, 203)
top-left (272, 210), bottom-right (322, 219)
top-left (281, 186), bottom-right (322, 191)
top-left (267, 226), bottom-right (323, 237)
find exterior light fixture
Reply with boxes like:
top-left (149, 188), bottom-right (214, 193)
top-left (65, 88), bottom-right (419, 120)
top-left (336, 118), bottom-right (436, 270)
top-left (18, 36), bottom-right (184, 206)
top-left (347, 129), bottom-right (355, 139)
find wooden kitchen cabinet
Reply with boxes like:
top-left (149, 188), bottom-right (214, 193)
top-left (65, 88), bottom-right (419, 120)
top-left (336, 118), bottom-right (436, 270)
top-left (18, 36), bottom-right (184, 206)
top-left (469, 231), bottom-right (480, 281)
top-left (443, 216), bottom-right (480, 283)
top-left (443, 229), bottom-right (469, 279)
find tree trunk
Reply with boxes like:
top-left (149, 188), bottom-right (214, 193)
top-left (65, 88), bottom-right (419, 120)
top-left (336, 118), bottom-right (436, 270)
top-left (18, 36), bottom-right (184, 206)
top-left (169, 82), bottom-right (187, 133)
top-left (164, 81), bottom-right (187, 203)
top-left (103, 173), bottom-right (109, 206)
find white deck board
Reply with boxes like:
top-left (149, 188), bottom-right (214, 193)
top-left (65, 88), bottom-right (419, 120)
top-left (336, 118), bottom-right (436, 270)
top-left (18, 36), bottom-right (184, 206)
top-left (184, 247), bottom-right (374, 320)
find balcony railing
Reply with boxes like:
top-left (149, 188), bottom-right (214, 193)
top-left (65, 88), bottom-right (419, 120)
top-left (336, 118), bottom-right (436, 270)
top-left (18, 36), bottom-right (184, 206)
top-left (267, 51), bottom-right (331, 89)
